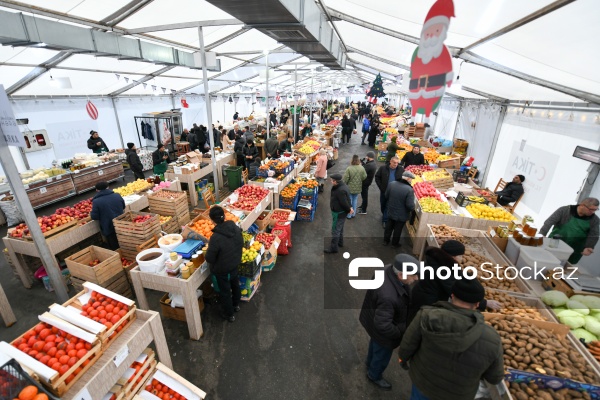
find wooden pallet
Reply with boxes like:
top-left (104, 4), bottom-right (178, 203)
top-left (21, 218), bottom-right (78, 241)
top-left (65, 246), bottom-right (122, 285)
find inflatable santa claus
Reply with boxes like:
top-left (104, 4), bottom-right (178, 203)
top-left (408, 0), bottom-right (455, 119)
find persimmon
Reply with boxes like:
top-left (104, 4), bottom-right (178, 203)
top-left (76, 349), bottom-right (87, 358)
top-left (38, 329), bottom-right (50, 340)
top-left (17, 385), bottom-right (38, 400)
top-left (32, 394), bottom-right (49, 400)
top-left (58, 365), bottom-right (69, 375)
top-left (46, 347), bottom-right (57, 357)
top-left (32, 341), bottom-right (45, 352)
top-left (67, 357), bottom-right (78, 367)
top-left (59, 355), bottom-right (70, 364)
top-left (33, 325), bottom-right (44, 334)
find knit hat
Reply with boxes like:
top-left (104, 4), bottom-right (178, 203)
top-left (127, 142), bottom-right (135, 149)
top-left (402, 171), bottom-right (416, 180)
top-left (452, 278), bottom-right (485, 304)
top-left (441, 240), bottom-right (465, 256)
top-left (366, 151), bottom-right (375, 159)
top-left (95, 182), bottom-right (108, 191)
top-left (392, 254), bottom-right (419, 275)
top-left (330, 173), bottom-right (343, 182)
top-left (517, 174), bottom-right (525, 183)
top-left (208, 206), bottom-right (225, 224)
top-left (412, 144), bottom-right (420, 148)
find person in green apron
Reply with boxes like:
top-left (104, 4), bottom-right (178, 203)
top-left (325, 174), bottom-right (353, 254)
top-left (87, 130), bottom-right (109, 153)
top-left (540, 198), bottom-right (599, 264)
top-left (152, 144), bottom-right (169, 177)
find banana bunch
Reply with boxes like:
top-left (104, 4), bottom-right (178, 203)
top-left (467, 195), bottom-right (486, 203)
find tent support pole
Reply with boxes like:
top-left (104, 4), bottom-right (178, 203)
top-left (578, 145), bottom-right (600, 202)
top-left (111, 97), bottom-right (125, 149)
top-left (0, 88), bottom-right (69, 302)
top-left (481, 105), bottom-right (507, 186)
top-left (198, 26), bottom-right (220, 201)
top-left (266, 51), bottom-right (270, 139)
top-left (451, 101), bottom-right (463, 141)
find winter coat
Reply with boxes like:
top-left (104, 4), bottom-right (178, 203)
top-left (90, 189), bottom-right (125, 236)
top-left (152, 149), bottom-right (167, 166)
top-left (227, 129), bottom-right (237, 141)
top-left (330, 181), bottom-right (352, 213)
top-left (314, 154), bottom-right (328, 179)
top-left (375, 164), bottom-right (405, 193)
top-left (242, 144), bottom-right (259, 160)
top-left (125, 149), bottom-right (143, 174)
top-left (243, 130), bottom-right (254, 144)
top-left (213, 128), bottom-right (221, 148)
top-left (341, 118), bottom-right (353, 133)
top-left (187, 132), bottom-right (197, 150)
top-left (196, 128), bottom-right (207, 145)
top-left (386, 141), bottom-right (400, 163)
top-left (248, 160), bottom-right (261, 180)
top-left (401, 151), bottom-right (425, 167)
top-left (362, 159), bottom-right (377, 188)
top-left (264, 137), bottom-right (279, 158)
top-left (359, 266), bottom-right (411, 350)
top-left (342, 164), bottom-right (367, 194)
top-left (205, 221), bottom-right (243, 275)
top-left (87, 136), bottom-right (108, 153)
top-left (385, 179), bottom-right (415, 221)
top-left (234, 138), bottom-right (245, 157)
top-left (398, 302), bottom-right (504, 400)
top-left (278, 139), bottom-right (289, 154)
top-left (540, 205), bottom-right (600, 249)
top-left (496, 182), bottom-right (524, 204)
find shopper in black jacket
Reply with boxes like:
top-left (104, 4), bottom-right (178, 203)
top-left (401, 145), bottom-right (425, 167)
top-left (384, 172), bottom-right (416, 247)
top-left (205, 206), bottom-right (243, 322)
top-left (125, 143), bottom-right (145, 180)
top-left (248, 157), bottom-right (261, 180)
top-left (242, 140), bottom-right (259, 170)
top-left (495, 175), bottom-right (525, 206)
top-left (87, 130), bottom-right (108, 153)
top-left (341, 114), bottom-right (353, 144)
top-left (90, 182), bottom-right (125, 250)
top-left (374, 157), bottom-right (405, 227)
top-left (197, 125), bottom-right (208, 153)
top-left (325, 174), bottom-right (353, 254)
top-left (359, 254), bottom-right (419, 390)
top-left (358, 151), bottom-right (377, 214)
top-left (234, 136), bottom-right (245, 168)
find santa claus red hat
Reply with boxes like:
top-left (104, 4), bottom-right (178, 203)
top-left (424, 0), bottom-right (455, 29)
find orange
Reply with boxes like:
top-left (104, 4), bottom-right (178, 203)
top-left (32, 394), bottom-right (48, 400)
top-left (17, 386), bottom-right (38, 400)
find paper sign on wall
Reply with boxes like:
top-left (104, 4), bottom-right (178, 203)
top-left (0, 85), bottom-right (26, 147)
top-left (46, 120), bottom-right (99, 160)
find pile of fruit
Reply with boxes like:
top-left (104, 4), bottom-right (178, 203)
top-left (223, 209), bottom-right (240, 223)
top-left (304, 140), bottom-right (321, 150)
top-left (419, 197), bottom-right (452, 214)
top-left (484, 290), bottom-right (548, 321)
top-left (56, 198), bottom-right (93, 220)
top-left (409, 175), bottom-right (423, 186)
top-left (241, 242), bottom-right (261, 263)
top-left (466, 203), bottom-right (515, 221)
top-left (271, 210), bottom-right (291, 222)
top-left (11, 322), bottom-right (94, 382)
top-left (405, 165), bottom-right (434, 176)
top-left (144, 377), bottom-right (188, 400)
top-left (121, 258), bottom-right (133, 267)
top-left (423, 149), bottom-right (440, 164)
top-left (327, 120), bottom-right (340, 126)
top-left (151, 190), bottom-right (184, 200)
top-left (476, 189), bottom-right (495, 197)
top-left (113, 179), bottom-right (152, 197)
top-left (395, 150), bottom-right (407, 160)
top-left (413, 182), bottom-right (441, 201)
top-left (7, 385), bottom-right (49, 400)
top-left (189, 218), bottom-right (215, 239)
top-left (437, 154), bottom-right (453, 162)
top-left (460, 250), bottom-right (521, 292)
top-left (255, 232), bottom-right (276, 249)
top-left (280, 183), bottom-right (301, 199)
top-left (422, 170), bottom-right (451, 181)
top-left (150, 181), bottom-right (173, 191)
top-left (10, 213), bottom-right (76, 238)
top-left (158, 216), bottom-right (172, 224)
top-left (242, 232), bottom-right (253, 244)
top-left (80, 291), bottom-right (129, 336)
top-left (431, 224), bottom-right (467, 244)
top-left (297, 178), bottom-right (318, 189)
top-left (230, 185), bottom-right (269, 211)
top-left (297, 144), bottom-right (318, 155)
top-left (132, 215), bottom-right (153, 224)
top-left (88, 259), bottom-right (101, 267)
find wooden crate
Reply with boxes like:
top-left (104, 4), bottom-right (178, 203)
top-left (115, 349), bottom-right (157, 400)
top-left (148, 190), bottom-right (189, 217)
top-left (483, 289), bottom-right (555, 322)
top-left (437, 157), bottom-right (461, 169)
top-left (113, 212), bottom-right (161, 238)
top-left (423, 173), bottom-right (454, 190)
top-left (135, 362), bottom-right (207, 400)
top-left (20, 219), bottom-right (78, 241)
top-left (177, 212), bottom-right (191, 226)
top-left (26, 176), bottom-right (76, 208)
top-left (159, 293), bottom-right (204, 321)
top-left (160, 216), bottom-right (180, 234)
top-left (65, 246), bottom-right (122, 284)
top-left (71, 270), bottom-right (132, 298)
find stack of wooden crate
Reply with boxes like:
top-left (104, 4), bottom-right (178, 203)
top-left (65, 245), bottom-right (132, 297)
top-left (113, 212), bottom-right (161, 262)
top-left (148, 190), bottom-right (191, 227)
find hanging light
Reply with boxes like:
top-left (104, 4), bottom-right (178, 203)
top-left (453, 61), bottom-right (464, 92)
top-left (228, 95), bottom-right (233, 103)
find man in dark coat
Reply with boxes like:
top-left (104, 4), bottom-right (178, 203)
top-left (228, 124), bottom-right (241, 141)
top-left (495, 175), bottom-right (525, 206)
top-left (125, 143), bottom-right (145, 180)
top-left (87, 130), bottom-right (108, 153)
top-left (248, 156), bottom-right (261, 180)
top-left (242, 140), bottom-right (259, 170)
top-left (325, 174), bottom-right (353, 254)
top-left (264, 135), bottom-right (279, 158)
top-left (401, 145), bottom-right (425, 167)
top-left (204, 206), bottom-right (243, 322)
top-left (367, 119), bottom-right (380, 148)
top-left (90, 182), bottom-right (125, 250)
top-left (197, 125), bottom-right (208, 153)
top-left (358, 151), bottom-right (377, 215)
top-left (398, 279), bottom-right (505, 400)
top-left (384, 171), bottom-right (416, 247)
top-left (374, 157), bottom-right (405, 228)
top-left (233, 111), bottom-right (239, 121)
top-left (359, 254), bottom-right (419, 390)
top-left (234, 136), bottom-right (246, 168)
top-left (186, 129), bottom-right (197, 151)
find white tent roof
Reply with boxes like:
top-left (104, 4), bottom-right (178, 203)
top-left (0, 0), bottom-right (597, 104)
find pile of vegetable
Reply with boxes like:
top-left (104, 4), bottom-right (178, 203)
top-left (485, 290), bottom-right (548, 321)
top-left (541, 291), bottom-right (600, 343)
top-left (508, 381), bottom-right (592, 400)
top-left (431, 224), bottom-right (468, 245)
top-left (460, 250), bottom-right (522, 292)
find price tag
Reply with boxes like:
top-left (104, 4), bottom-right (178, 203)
top-left (174, 166), bottom-right (182, 175)
top-left (40, 187), bottom-right (47, 194)
top-left (113, 344), bottom-right (130, 367)
top-left (256, 254), bottom-right (261, 265)
top-left (56, 175), bottom-right (62, 180)
top-left (74, 170), bottom-right (80, 174)
top-left (98, 169), bottom-right (104, 176)
top-left (23, 184), bottom-right (29, 189)
top-left (255, 203), bottom-right (262, 214)
top-left (46, 178), bottom-right (52, 183)
top-left (73, 387), bottom-right (92, 400)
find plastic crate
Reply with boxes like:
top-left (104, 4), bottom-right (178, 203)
top-left (0, 359), bottom-right (58, 400)
top-left (295, 207), bottom-right (315, 222)
top-left (299, 186), bottom-right (317, 197)
top-left (279, 193), bottom-right (299, 210)
top-left (257, 168), bottom-right (271, 178)
top-left (238, 259), bottom-right (260, 277)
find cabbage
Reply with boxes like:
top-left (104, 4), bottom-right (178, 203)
top-left (553, 307), bottom-right (567, 314)
top-left (541, 291), bottom-right (569, 307)
top-left (557, 310), bottom-right (585, 328)
top-left (569, 295), bottom-right (589, 303)
top-left (567, 300), bottom-right (590, 315)
top-left (592, 312), bottom-right (600, 321)
top-left (584, 316), bottom-right (600, 336)
top-left (571, 328), bottom-right (598, 343)
top-left (579, 296), bottom-right (600, 313)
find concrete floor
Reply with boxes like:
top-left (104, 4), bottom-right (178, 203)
top-left (0, 139), bottom-right (416, 399)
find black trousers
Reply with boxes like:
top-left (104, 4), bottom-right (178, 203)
top-left (359, 185), bottom-right (369, 212)
top-left (342, 129), bottom-right (352, 143)
top-left (132, 169), bottom-right (145, 180)
top-left (383, 219), bottom-right (406, 246)
top-left (214, 271), bottom-right (242, 317)
top-left (106, 232), bottom-right (120, 250)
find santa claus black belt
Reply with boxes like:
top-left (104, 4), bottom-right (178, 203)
top-left (409, 74), bottom-right (446, 90)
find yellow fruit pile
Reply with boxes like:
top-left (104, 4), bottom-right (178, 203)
top-left (242, 232), bottom-right (253, 243)
top-left (241, 246), bottom-right (259, 263)
top-left (422, 170), bottom-right (451, 181)
top-left (423, 149), bottom-right (440, 164)
top-left (437, 154), bottom-right (453, 161)
top-left (419, 197), bottom-right (453, 214)
top-left (159, 215), bottom-right (172, 224)
top-left (297, 145), bottom-right (317, 155)
top-left (466, 203), bottom-right (516, 222)
top-left (396, 150), bottom-right (407, 160)
top-left (410, 175), bottom-right (423, 186)
top-left (113, 179), bottom-right (152, 196)
top-left (304, 140), bottom-right (321, 150)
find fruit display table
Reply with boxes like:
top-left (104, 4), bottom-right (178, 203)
top-left (220, 188), bottom-right (273, 231)
top-left (71, 161), bottom-right (124, 194)
top-left (3, 220), bottom-right (101, 288)
top-left (24, 173), bottom-right (77, 210)
top-left (248, 170), bottom-right (296, 209)
top-left (129, 264), bottom-right (211, 340)
top-left (0, 280), bottom-right (16, 327)
top-left (164, 163), bottom-right (213, 208)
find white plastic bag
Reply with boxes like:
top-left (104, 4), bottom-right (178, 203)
top-left (0, 195), bottom-right (24, 226)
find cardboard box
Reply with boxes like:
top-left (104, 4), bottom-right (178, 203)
top-left (488, 227), bottom-right (508, 252)
top-left (268, 208), bottom-right (297, 228)
top-left (261, 237), bottom-right (280, 271)
top-left (159, 293), bottom-right (204, 321)
top-left (186, 151), bottom-right (201, 165)
top-left (254, 210), bottom-right (272, 231)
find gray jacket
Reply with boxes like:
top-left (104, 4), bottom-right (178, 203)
top-left (540, 205), bottom-right (599, 249)
top-left (385, 179), bottom-right (415, 222)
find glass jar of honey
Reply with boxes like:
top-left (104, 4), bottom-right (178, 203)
top-left (521, 234), bottom-right (531, 246)
top-left (508, 220), bottom-right (517, 232)
top-left (513, 229), bottom-right (523, 242)
top-left (532, 234), bottom-right (544, 247)
top-left (181, 265), bottom-right (190, 279)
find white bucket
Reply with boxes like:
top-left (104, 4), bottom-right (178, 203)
top-left (136, 248), bottom-right (167, 274)
top-left (158, 234), bottom-right (183, 252)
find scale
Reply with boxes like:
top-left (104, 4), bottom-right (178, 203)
top-left (563, 270), bottom-right (600, 293)
top-left (174, 239), bottom-right (204, 259)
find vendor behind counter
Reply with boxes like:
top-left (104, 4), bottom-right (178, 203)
top-left (87, 130), bottom-right (109, 154)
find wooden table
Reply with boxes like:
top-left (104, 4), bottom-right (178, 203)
top-left (130, 264), bottom-right (210, 340)
top-left (0, 280), bottom-right (16, 327)
top-left (3, 221), bottom-right (101, 288)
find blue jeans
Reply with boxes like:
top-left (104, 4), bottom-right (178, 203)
top-left (410, 384), bottom-right (430, 400)
top-left (380, 191), bottom-right (388, 223)
top-left (348, 193), bottom-right (359, 218)
top-left (366, 339), bottom-right (393, 381)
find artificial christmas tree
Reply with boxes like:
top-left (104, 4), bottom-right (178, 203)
top-left (366, 74), bottom-right (385, 104)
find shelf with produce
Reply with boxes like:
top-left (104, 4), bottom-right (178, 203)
top-left (72, 161), bottom-right (125, 194)
top-left (221, 187), bottom-right (273, 232)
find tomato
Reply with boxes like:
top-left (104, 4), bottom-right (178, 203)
top-left (46, 347), bottom-right (57, 357)
top-left (58, 365), bottom-right (69, 376)
top-left (76, 349), bottom-right (87, 358)
top-left (38, 329), bottom-right (50, 340)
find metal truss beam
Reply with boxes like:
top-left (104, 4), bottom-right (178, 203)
top-left (6, 51), bottom-right (73, 95)
top-left (210, 74), bottom-right (259, 95)
top-left (100, 0), bottom-right (153, 26)
top-left (109, 66), bottom-right (174, 96)
top-left (349, 61), bottom-right (399, 80)
top-left (206, 27), bottom-right (250, 51)
top-left (346, 46), bottom-right (410, 71)
top-left (127, 19), bottom-right (242, 34)
top-left (462, 86), bottom-right (508, 102)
